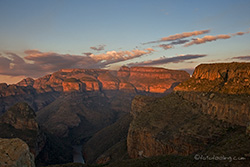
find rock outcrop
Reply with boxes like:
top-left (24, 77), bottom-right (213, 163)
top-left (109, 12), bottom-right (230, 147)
top-left (0, 67), bottom-right (189, 114)
top-left (0, 138), bottom-right (35, 167)
top-left (174, 62), bottom-right (250, 126)
top-left (118, 66), bottom-right (190, 93)
top-left (36, 92), bottom-right (119, 138)
top-left (0, 103), bottom-right (46, 157)
top-left (0, 102), bottom-right (38, 130)
top-left (175, 62), bottom-right (250, 94)
top-left (17, 78), bottom-right (35, 87)
top-left (176, 91), bottom-right (250, 126)
top-left (127, 94), bottom-right (231, 159)
top-left (62, 78), bottom-right (85, 92)
top-left (1, 66), bottom-right (189, 95)
top-left (127, 63), bottom-right (250, 160)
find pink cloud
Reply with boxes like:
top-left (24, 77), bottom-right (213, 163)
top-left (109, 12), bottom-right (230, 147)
top-left (161, 30), bottom-right (210, 41)
top-left (0, 48), bottom-right (154, 77)
top-left (184, 35), bottom-right (231, 47)
top-left (143, 29), bottom-right (210, 44)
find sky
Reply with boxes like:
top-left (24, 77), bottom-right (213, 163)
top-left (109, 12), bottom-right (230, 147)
top-left (0, 0), bottom-right (250, 84)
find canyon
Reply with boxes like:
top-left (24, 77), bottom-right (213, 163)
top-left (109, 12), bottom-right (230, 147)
top-left (0, 63), bottom-right (250, 167)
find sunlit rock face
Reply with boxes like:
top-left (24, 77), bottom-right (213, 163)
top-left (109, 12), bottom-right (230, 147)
top-left (98, 72), bottom-right (120, 91)
top-left (62, 78), bottom-right (85, 92)
top-left (174, 62), bottom-right (250, 126)
top-left (0, 66), bottom-right (189, 117)
top-left (127, 63), bottom-right (250, 160)
top-left (0, 138), bottom-right (35, 167)
top-left (175, 62), bottom-right (250, 94)
top-left (117, 66), bottom-right (190, 93)
top-left (17, 78), bottom-right (35, 87)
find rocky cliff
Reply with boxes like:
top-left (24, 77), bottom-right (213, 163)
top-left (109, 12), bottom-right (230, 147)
top-left (62, 78), bottom-right (85, 92)
top-left (0, 138), bottom-right (35, 167)
top-left (127, 94), bottom-right (232, 159)
top-left (174, 62), bottom-right (250, 126)
top-left (0, 67), bottom-right (189, 114)
top-left (127, 63), bottom-right (250, 160)
top-left (118, 66), bottom-right (189, 93)
top-left (0, 102), bottom-right (45, 157)
top-left (1, 66), bottom-right (189, 95)
top-left (0, 102), bottom-right (73, 166)
top-left (175, 62), bottom-right (250, 94)
top-left (0, 102), bottom-right (38, 130)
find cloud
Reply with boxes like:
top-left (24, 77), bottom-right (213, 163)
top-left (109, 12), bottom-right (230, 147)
top-left (144, 29), bottom-right (210, 44)
top-left (232, 55), bottom-right (250, 60)
top-left (169, 39), bottom-right (189, 45)
top-left (83, 52), bottom-right (93, 56)
top-left (127, 54), bottom-right (207, 66)
top-left (231, 31), bottom-right (250, 36)
top-left (184, 35), bottom-right (231, 47)
top-left (185, 30), bottom-right (249, 47)
top-left (161, 30), bottom-right (210, 41)
top-left (90, 44), bottom-right (106, 51)
top-left (89, 48), bottom-right (155, 68)
top-left (158, 39), bottom-right (189, 50)
top-left (158, 44), bottom-right (173, 50)
top-left (0, 48), bottom-right (154, 77)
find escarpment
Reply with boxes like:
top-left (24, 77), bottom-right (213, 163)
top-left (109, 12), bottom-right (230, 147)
top-left (0, 66), bottom-right (189, 95)
top-left (174, 62), bottom-right (250, 126)
top-left (0, 67), bottom-right (189, 114)
top-left (127, 62), bottom-right (250, 161)
top-left (0, 102), bottom-right (45, 157)
top-left (127, 94), bottom-right (232, 159)
top-left (175, 62), bottom-right (250, 94)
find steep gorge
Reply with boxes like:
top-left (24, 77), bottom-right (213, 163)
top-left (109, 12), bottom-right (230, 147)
top-left (126, 62), bottom-right (250, 164)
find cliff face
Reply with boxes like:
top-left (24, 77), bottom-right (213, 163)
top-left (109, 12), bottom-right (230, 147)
top-left (0, 138), bottom-right (35, 167)
top-left (175, 62), bottom-right (250, 94)
top-left (0, 102), bottom-right (38, 130)
top-left (0, 67), bottom-right (189, 114)
top-left (0, 103), bottom-right (46, 157)
top-left (174, 62), bottom-right (250, 126)
top-left (118, 66), bottom-right (190, 93)
top-left (62, 78), bottom-right (85, 92)
top-left (176, 92), bottom-right (250, 126)
top-left (127, 63), bottom-right (250, 160)
top-left (1, 66), bottom-right (189, 96)
top-left (17, 78), bottom-right (35, 87)
top-left (192, 62), bottom-right (250, 81)
top-left (36, 92), bottom-right (119, 138)
top-left (127, 94), bottom-right (231, 159)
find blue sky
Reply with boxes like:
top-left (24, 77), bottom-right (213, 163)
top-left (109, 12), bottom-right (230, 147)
top-left (0, 0), bottom-right (250, 83)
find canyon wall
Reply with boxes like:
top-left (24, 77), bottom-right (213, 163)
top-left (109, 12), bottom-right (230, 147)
top-left (175, 62), bottom-right (250, 94)
top-left (0, 66), bottom-right (189, 95)
top-left (175, 62), bottom-right (250, 126)
top-left (127, 63), bottom-right (250, 159)
top-left (0, 66), bottom-right (189, 114)
top-left (127, 94), bottom-right (231, 159)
